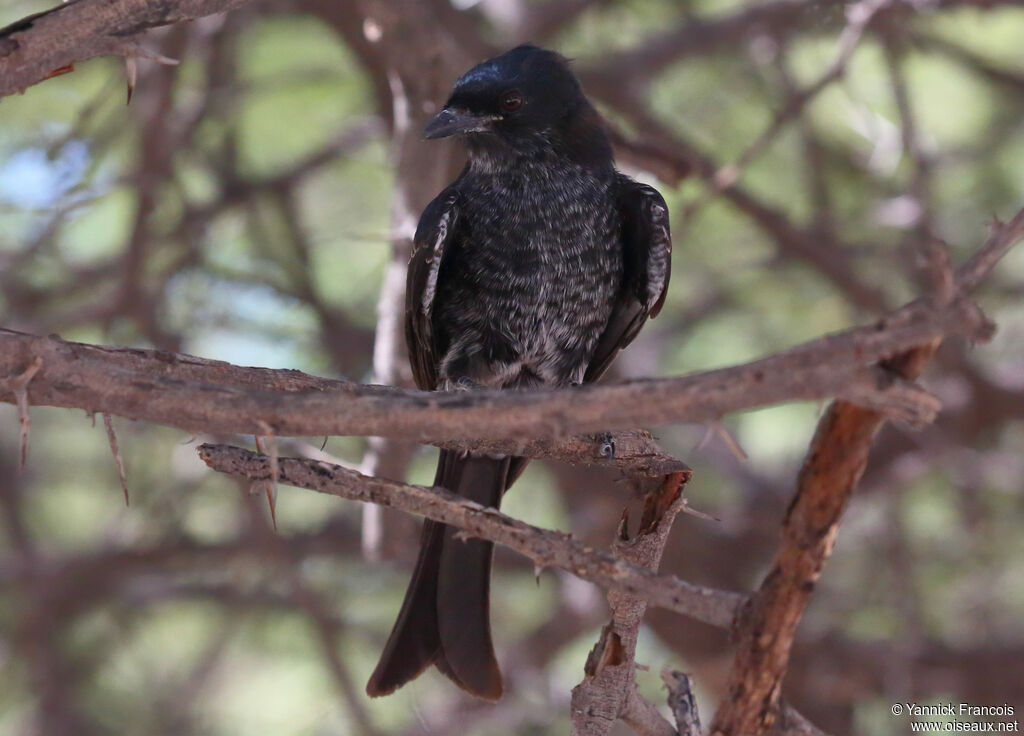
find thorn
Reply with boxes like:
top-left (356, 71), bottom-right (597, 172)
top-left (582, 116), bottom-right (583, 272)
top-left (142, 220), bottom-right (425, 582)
top-left (140, 49), bottom-right (181, 67)
top-left (102, 414), bottom-right (130, 506)
top-left (113, 41), bottom-right (180, 106)
top-left (694, 424), bottom-right (715, 452)
top-left (679, 498), bottom-right (720, 523)
top-left (116, 40), bottom-right (181, 67)
top-left (264, 482), bottom-right (277, 530)
top-left (320, 436), bottom-right (328, 451)
top-left (248, 480), bottom-right (276, 528)
top-left (256, 421), bottom-right (279, 531)
top-left (712, 421), bottom-right (748, 461)
top-left (8, 357), bottom-right (43, 469)
top-left (616, 507), bottom-right (630, 542)
top-left (125, 56), bottom-right (137, 105)
top-left (41, 63), bottom-right (74, 82)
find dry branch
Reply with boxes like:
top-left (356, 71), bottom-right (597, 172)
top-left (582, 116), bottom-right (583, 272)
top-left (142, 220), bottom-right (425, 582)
top-left (708, 209), bottom-right (1024, 735)
top-left (0, 329), bottom-right (690, 476)
top-left (621, 686), bottom-right (679, 736)
top-left (2, 0), bottom-right (1021, 731)
top-left (662, 670), bottom-right (702, 736)
top-left (0, 291), bottom-right (986, 451)
top-left (571, 472), bottom-right (690, 735)
top-left (0, 0), bottom-right (255, 98)
top-left (197, 443), bottom-right (744, 628)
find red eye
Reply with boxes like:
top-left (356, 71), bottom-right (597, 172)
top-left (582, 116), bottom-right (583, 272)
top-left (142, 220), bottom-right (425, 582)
top-left (500, 90), bottom-right (523, 112)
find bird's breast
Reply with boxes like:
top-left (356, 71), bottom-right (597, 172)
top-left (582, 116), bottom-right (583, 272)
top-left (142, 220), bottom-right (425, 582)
top-left (439, 163), bottom-right (623, 385)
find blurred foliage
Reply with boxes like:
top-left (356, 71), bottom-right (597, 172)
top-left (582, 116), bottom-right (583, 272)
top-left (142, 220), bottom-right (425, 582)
top-left (1, 0), bottom-right (1024, 734)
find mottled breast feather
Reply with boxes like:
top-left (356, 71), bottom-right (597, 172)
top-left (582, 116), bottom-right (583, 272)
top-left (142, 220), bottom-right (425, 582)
top-left (431, 156), bottom-right (623, 389)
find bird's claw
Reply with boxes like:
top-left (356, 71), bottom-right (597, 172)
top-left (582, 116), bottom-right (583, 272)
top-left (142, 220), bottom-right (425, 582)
top-left (597, 432), bottom-right (615, 459)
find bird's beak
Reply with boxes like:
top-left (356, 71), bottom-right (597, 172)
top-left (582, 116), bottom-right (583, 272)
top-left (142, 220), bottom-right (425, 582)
top-left (423, 108), bottom-right (491, 139)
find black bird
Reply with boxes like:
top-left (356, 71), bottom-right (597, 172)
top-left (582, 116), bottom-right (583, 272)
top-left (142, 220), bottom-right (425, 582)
top-left (366, 45), bottom-right (672, 701)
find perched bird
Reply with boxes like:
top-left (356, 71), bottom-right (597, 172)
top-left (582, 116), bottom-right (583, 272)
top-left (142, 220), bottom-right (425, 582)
top-left (366, 45), bottom-right (672, 701)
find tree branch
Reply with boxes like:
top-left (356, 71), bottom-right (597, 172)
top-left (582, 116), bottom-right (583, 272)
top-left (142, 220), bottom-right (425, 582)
top-left (0, 0), bottom-right (255, 98)
top-left (3, 289), bottom-right (990, 450)
top-left (662, 670), bottom-right (703, 736)
top-left (622, 684), bottom-right (679, 736)
top-left (571, 472), bottom-right (689, 735)
top-left (196, 443), bottom-right (744, 628)
top-left (708, 208), bottom-right (1024, 735)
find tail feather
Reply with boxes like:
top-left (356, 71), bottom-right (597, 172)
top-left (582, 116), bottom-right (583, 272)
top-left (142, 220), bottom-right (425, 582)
top-left (363, 519), bottom-right (444, 695)
top-left (366, 451), bottom-right (511, 700)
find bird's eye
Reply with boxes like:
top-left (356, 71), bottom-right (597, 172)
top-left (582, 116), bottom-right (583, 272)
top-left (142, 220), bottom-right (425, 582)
top-left (499, 90), bottom-right (523, 112)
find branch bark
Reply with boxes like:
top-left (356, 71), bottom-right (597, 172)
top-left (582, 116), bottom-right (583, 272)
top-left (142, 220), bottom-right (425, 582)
top-left (0, 0), bottom-right (255, 99)
top-left (571, 472), bottom-right (689, 735)
top-left (662, 670), bottom-right (703, 736)
top-left (197, 443), bottom-right (744, 627)
top-left (3, 289), bottom-right (987, 449)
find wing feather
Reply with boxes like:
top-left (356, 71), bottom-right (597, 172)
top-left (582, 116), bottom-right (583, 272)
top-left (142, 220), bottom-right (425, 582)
top-left (405, 188), bottom-right (461, 391)
top-left (583, 175), bottom-right (672, 383)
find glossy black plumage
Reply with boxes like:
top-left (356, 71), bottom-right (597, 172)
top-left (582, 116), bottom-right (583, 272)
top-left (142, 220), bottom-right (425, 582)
top-left (366, 45), bottom-right (672, 701)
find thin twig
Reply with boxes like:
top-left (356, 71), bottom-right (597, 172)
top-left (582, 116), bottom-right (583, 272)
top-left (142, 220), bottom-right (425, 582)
top-left (686, 0), bottom-right (891, 218)
top-left (621, 685), bottom-right (678, 736)
top-left (662, 670), bottom-right (702, 736)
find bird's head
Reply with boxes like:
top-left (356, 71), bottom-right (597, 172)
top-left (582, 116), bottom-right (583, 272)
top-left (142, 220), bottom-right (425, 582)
top-left (425, 45), bottom-right (612, 168)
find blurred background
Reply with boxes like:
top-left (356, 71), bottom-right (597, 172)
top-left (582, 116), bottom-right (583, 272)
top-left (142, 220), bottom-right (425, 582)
top-left (1, 0), bottom-right (1023, 734)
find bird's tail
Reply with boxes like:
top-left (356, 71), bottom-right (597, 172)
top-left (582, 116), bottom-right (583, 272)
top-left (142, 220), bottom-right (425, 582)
top-left (366, 450), bottom-right (511, 701)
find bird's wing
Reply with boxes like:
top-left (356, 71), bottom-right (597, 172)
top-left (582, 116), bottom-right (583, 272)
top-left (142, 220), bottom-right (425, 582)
top-left (583, 175), bottom-right (672, 383)
top-left (405, 187), bottom-right (461, 391)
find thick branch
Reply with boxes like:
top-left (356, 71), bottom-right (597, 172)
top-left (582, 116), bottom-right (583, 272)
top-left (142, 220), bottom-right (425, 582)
top-left (197, 443), bottom-right (744, 628)
top-left (0, 0), bottom-right (254, 98)
top-left (0, 329), bottom-right (687, 475)
top-left (1, 293), bottom-right (985, 448)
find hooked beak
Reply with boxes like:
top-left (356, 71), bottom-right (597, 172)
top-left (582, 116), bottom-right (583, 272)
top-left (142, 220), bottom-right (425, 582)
top-left (423, 108), bottom-right (492, 140)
